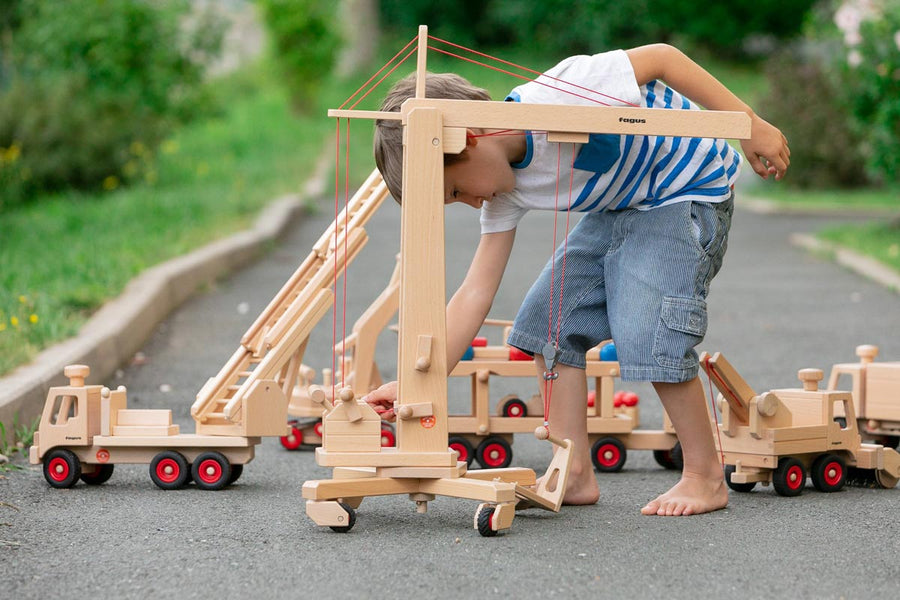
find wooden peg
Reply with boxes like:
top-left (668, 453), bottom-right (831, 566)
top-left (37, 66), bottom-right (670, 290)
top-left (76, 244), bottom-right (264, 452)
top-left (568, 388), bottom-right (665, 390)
top-left (397, 402), bottom-right (434, 420)
top-left (534, 425), bottom-right (570, 449)
top-left (339, 387), bottom-right (362, 422)
top-left (415, 334), bottom-right (433, 372)
top-left (309, 385), bottom-right (334, 412)
top-left (798, 368), bottom-right (824, 391)
top-left (64, 364), bottom-right (90, 387)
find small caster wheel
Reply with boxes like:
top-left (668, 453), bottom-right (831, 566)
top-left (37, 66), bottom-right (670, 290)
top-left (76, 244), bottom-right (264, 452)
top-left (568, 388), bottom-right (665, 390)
top-left (330, 502), bottom-right (356, 533)
top-left (475, 504), bottom-right (498, 537)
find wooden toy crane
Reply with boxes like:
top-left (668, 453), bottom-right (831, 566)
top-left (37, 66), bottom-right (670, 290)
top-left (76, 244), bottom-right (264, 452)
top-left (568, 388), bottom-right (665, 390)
top-left (301, 26), bottom-right (751, 536)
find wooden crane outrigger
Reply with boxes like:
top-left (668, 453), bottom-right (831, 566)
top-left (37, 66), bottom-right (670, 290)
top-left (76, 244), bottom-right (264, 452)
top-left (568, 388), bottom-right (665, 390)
top-left (301, 26), bottom-right (751, 536)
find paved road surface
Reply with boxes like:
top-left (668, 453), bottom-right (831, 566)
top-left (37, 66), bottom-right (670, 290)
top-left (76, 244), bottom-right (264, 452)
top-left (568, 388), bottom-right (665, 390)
top-left (3, 194), bottom-right (900, 599)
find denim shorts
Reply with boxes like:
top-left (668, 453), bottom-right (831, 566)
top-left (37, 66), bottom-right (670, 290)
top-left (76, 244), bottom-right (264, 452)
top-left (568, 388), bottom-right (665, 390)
top-left (507, 195), bottom-right (734, 383)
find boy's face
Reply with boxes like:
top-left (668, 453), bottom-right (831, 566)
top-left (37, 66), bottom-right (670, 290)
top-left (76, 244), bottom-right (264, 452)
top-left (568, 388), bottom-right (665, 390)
top-left (443, 133), bottom-right (517, 210)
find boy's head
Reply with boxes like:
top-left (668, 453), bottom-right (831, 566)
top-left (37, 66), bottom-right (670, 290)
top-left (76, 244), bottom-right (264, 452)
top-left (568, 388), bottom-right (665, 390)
top-left (374, 72), bottom-right (491, 203)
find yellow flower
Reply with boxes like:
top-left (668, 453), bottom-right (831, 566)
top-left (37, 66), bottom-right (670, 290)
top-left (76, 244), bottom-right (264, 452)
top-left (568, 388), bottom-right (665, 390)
top-left (161, 140), bottom-right (179, 155)
top-left (10, 316), bottom-right (19, 328)
top-left (5, 143), bottom-right (20, 163)
top-left (29, 314), bottom-right (38, 324)
top-left (103, 175), bottom-right (119, 190)
top-left (0, 323), bottom-right (6, 332)
top-left (123, 160), bottom-right (139, 177)
top-left (130, 141), bottom-right (146, 156)
top-left (18, 295), bottom-right (27, 304)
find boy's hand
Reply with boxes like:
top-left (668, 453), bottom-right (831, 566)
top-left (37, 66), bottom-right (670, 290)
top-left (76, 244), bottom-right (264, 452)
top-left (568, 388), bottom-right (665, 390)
top-left (362, 381), bottom-right (398, 422)
top-left (741, 114), bottom-right (790, 181)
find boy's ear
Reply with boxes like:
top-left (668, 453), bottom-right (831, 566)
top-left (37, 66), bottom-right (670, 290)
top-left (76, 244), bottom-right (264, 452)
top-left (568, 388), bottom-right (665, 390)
top-left (465, 128), bottom-right (479, 147)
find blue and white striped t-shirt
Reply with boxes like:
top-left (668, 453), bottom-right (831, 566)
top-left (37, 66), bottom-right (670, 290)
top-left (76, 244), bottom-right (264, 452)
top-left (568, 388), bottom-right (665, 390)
top-left (480, 50), bottom-right (742, 234)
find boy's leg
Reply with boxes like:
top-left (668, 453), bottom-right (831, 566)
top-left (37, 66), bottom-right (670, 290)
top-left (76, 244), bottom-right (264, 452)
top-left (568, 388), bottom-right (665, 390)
top-left (533, 358), bottom-right (599, 505)
top-left (641, 377), bottom-right (727, 516)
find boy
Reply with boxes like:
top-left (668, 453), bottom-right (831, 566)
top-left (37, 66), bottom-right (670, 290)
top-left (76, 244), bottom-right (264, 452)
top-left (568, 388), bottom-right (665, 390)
top-left (365, 43), bottom-right (789, 516)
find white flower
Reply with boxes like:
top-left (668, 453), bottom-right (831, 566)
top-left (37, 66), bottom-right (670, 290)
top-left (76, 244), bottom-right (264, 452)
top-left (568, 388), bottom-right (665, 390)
top-left (848, 49), bottom-right (864, 67)
top-left (895, 30), bottom-right (900, 52)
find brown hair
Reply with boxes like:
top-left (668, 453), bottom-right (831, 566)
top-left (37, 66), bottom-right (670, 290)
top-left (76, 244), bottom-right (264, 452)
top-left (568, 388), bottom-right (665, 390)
top-left (373, 72), bottom-right (491, 203)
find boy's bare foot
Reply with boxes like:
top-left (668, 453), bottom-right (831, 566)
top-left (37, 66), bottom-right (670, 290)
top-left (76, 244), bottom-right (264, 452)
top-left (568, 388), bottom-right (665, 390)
top-left (640, 472), bottom-right (728, 516)
top-left (533, 462), bottom-right (599, 505)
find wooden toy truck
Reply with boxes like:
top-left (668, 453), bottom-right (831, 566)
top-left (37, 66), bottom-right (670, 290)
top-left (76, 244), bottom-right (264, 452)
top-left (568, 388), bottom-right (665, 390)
top-left (827, 344), bottom-right (900, 449)
top-left (30, 365), bottom-right (268, 490)
top-left (282, 266), bottom-right (680, 473)
top-left (31, 167), bottom-right (393, 491)
top-left (447, 328), bottom-right (680, 473)
top-left (700, 352), bottom-right (900, 495)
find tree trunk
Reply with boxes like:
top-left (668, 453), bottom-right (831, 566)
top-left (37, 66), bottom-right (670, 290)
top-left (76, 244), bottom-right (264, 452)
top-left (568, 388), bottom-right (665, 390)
top-left (337, 0), bottom-right (379, 77)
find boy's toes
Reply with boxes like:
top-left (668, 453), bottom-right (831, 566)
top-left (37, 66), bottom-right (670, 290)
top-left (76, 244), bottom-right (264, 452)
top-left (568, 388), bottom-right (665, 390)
top-left (640, 499), bottom-right (661, 515)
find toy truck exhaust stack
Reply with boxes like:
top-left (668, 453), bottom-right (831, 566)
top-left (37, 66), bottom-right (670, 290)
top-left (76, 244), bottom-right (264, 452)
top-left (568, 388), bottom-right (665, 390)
top-left (700, 352), bottom-right (900, 496)
top-left (827, 345), bottom-right (900, 449)
top-left (30, 365), bottom-right (268, 490)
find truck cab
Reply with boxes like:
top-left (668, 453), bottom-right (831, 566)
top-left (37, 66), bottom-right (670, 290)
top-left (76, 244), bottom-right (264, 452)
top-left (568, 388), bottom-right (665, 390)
top-left (31, 365), bottom-right (100, 458)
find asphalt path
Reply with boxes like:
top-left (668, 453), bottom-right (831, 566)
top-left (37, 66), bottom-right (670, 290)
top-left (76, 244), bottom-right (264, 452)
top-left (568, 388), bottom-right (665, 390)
top-left (3, 191), bottom-right (900, 599)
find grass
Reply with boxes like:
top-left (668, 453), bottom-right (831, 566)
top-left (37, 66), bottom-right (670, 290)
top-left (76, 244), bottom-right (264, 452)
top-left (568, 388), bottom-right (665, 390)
top-left (0, 414), bottom-right (39, 470)
top-left (0, 60), bottom-right (343, 375)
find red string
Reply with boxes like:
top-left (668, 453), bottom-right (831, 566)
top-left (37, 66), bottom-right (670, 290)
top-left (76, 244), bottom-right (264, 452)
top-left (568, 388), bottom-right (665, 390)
top-left (332, 119), bottom-right (341, 400)
top-left (541, 144), bottom-right (564, 423)
top-left (340, 120), bottom-right (351, 388)
top-left (703, 355), bottom-right (727, 468)
top-left (428, 35), bottom-right (639, 107)
top-left (347, 47), bottom-right (418, 110)
top-left (339, 36), bottom-right (417, 109)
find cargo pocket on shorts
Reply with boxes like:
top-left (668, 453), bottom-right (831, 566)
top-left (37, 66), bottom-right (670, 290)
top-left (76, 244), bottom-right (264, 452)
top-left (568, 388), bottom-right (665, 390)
top-left (652, 296), bottom-right (707, 370)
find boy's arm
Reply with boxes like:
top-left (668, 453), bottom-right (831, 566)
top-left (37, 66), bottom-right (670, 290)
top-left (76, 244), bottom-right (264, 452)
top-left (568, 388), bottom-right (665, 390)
top-left (446, 228), bottom-right (516, 370)
top-left (363, 228), bottom-right (516, 419)
top-left (625, 44), bottom-right (790, 181)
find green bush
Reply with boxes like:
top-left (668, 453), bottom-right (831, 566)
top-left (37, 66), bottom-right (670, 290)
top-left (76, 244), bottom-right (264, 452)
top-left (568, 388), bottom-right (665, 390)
top-left (758, 47), bottom-right (870, 188)
top-left (0, 0), bottom-right (224, 209)
top-left (380, 0), bottom-right (817, 57)
top-left (826, 0), bottom-right (900, 184)
top-left (257, 0), bottom-right (341, 114)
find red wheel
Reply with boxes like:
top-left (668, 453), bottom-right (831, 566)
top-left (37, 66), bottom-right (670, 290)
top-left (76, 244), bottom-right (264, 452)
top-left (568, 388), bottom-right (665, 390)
top-left (476, 437), bottom-right (513, 469)
top-left (280, 425), bottom-right (303, 450)
top-left (773, 457), bottom-right (806, 496)
top-left (314, 421), bottom-right (324, 437)
top-left (380, 425), bottom-right (396, 447)
top-left (811, 454), bottom-right (846, 492)
top-left (150, 451), bottom-right (190, 490)
top-left (43, 449), bottom-right (81, 488)
top-left (501, 397), bottom-right (527, 418)
top-left (449, 436), bottom-right (475, 467)
top-left (591, 437), bottom-right (627, 472)
top-left (191, 451), bottom-right (232, 491)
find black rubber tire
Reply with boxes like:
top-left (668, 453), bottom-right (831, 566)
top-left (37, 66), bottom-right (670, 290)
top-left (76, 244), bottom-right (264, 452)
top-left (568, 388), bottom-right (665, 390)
top-left (501, 397), bottom-right (528, 418)
top-left (724, 464), bottom-right (757, 493)
top-left (449, 436), bottom-right (475, 467)
top-left (772, 457), bottom-right (806, 497)
top-left (43, 449), bottom-right (81, 488)
top-left (149, 451), bottom-right (191, 490)
top-left (811, 453), bottom-right (847, 493)
top-left (227, 463), bottom-right (244, 485)
top-left (80, 464), bottom-right (115, 485)
top-left (476, 505), bottom-right (498, 537)
top-left (653, 448), bottom-right (679, 470)
top-left (591, 437), bottom-right (627, 472)
top-left (476, 436), bottom-right (513, 469)
top-left (191, 451), bottom-right (232, 491)
top-left (329, 502), bottom-right (356, 533)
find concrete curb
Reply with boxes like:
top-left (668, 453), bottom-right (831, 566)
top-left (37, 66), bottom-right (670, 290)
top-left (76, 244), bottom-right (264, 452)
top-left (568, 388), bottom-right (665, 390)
top-left (0, 193), bottom-right (305, 437)
top-left (789, 233), bottom-right (900, 295)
